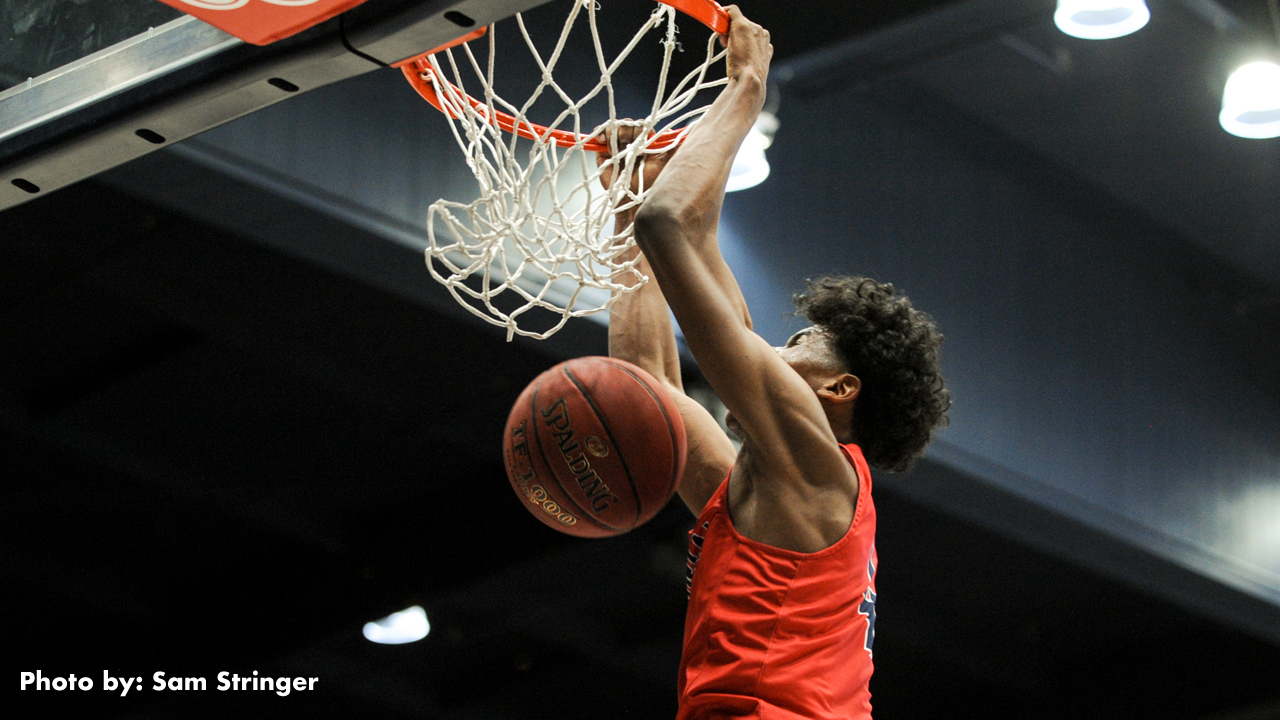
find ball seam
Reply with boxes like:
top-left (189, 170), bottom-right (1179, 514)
top-left (563, 364), bottom-right (645, 529)
top-left (600, 358), bottom-right (684, 501)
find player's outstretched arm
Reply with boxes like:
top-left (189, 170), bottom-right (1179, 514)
top-left (632, 7), bottom-right (859, 551)
top-left (598, 136), bottom-right (737, 516)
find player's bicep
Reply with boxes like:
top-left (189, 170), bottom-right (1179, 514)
top-left (650, 251), bottom-right (829, 452)
top-left (637, 221), bottom-right (848, 489)
top-left (661, 286), bottom-right (849, 489)
top-left (666, 388), bottom-right (736, 516)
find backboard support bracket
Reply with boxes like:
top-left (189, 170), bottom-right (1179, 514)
top-left (0, 0), bottom-right (551, 212)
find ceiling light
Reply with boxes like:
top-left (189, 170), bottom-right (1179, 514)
top-left (362, 605), bottom-right (429, 644)
top-left (1054, 1), bottom-right (1151, 40)
top-left (726, 112), bottom-right (778, 193)
top-left (1220, 61), bottom-right (1280, 139)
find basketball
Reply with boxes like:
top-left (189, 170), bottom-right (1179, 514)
top-left (502, 357), bottom-right (687, 538)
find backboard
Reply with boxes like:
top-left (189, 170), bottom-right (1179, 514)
top-left (0, 0), bottom-right (550, 211)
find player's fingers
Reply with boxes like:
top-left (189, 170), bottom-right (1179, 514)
top-left (720, 4), bottom-right (738, 41)
top-left (600, 121), bottom-right (644, 149)
top-left (591, 129), bottom-right (611, 156)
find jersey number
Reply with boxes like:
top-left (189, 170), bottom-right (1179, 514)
top-left (858, 556), bottom-right (877, 655)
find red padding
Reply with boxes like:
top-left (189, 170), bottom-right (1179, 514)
top-left (154, 0), bottom-right (372, 46)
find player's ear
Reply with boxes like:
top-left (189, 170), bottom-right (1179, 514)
top-left (818, 374), bottom-right (860, 405)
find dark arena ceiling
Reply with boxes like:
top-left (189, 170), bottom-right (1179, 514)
top-left (4, 1), bottom-right (1280, 719)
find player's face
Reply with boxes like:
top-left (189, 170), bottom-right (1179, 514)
top-left (776, 327), bottom-right (845, 391)
top-left (725, 329), bottom-right (846, 441)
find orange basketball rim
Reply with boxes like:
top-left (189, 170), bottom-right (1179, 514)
top-left (393, 0), bottom-right (730, 153)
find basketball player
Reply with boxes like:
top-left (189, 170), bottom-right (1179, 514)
top-left (598, 6), bottom-right (951, 719)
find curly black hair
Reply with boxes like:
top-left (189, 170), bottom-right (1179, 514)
top-left (794, 276), bottom-right (951, 472)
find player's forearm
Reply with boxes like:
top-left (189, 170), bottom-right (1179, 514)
top-left (635, 73), bottom-right (764, 244)
top-left (633, 74), bottom-right (763, 330)
top-left (607, 213), bottom-right (683, 391)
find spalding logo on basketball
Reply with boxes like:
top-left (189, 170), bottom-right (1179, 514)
top-left (503, 357), bottom-right (687, 538)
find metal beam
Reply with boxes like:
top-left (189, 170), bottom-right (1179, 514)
top-left (0, 0), bottom-right (554, 212)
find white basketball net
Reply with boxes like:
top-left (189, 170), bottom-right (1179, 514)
top-left (416, 0), bottom-right (726, 339)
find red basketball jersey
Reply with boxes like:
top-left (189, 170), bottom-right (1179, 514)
top-left (678, 443), bottom-right (878, 720)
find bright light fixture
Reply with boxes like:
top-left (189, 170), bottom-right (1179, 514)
top-left (1220, 61), bottom-right (1280, 139)
top-left (362, 605), bottom-right (429, 644)
top-left (726, 112), bottom-right (778, 192)
top-left (1054, 0), bottom-right (1150, 40)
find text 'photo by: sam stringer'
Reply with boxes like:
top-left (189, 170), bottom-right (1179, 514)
top-left (19, 669), bottom-right (320, 697)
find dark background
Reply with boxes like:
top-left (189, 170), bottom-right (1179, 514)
top-left (4, 1), bottom-right (1280, 718)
